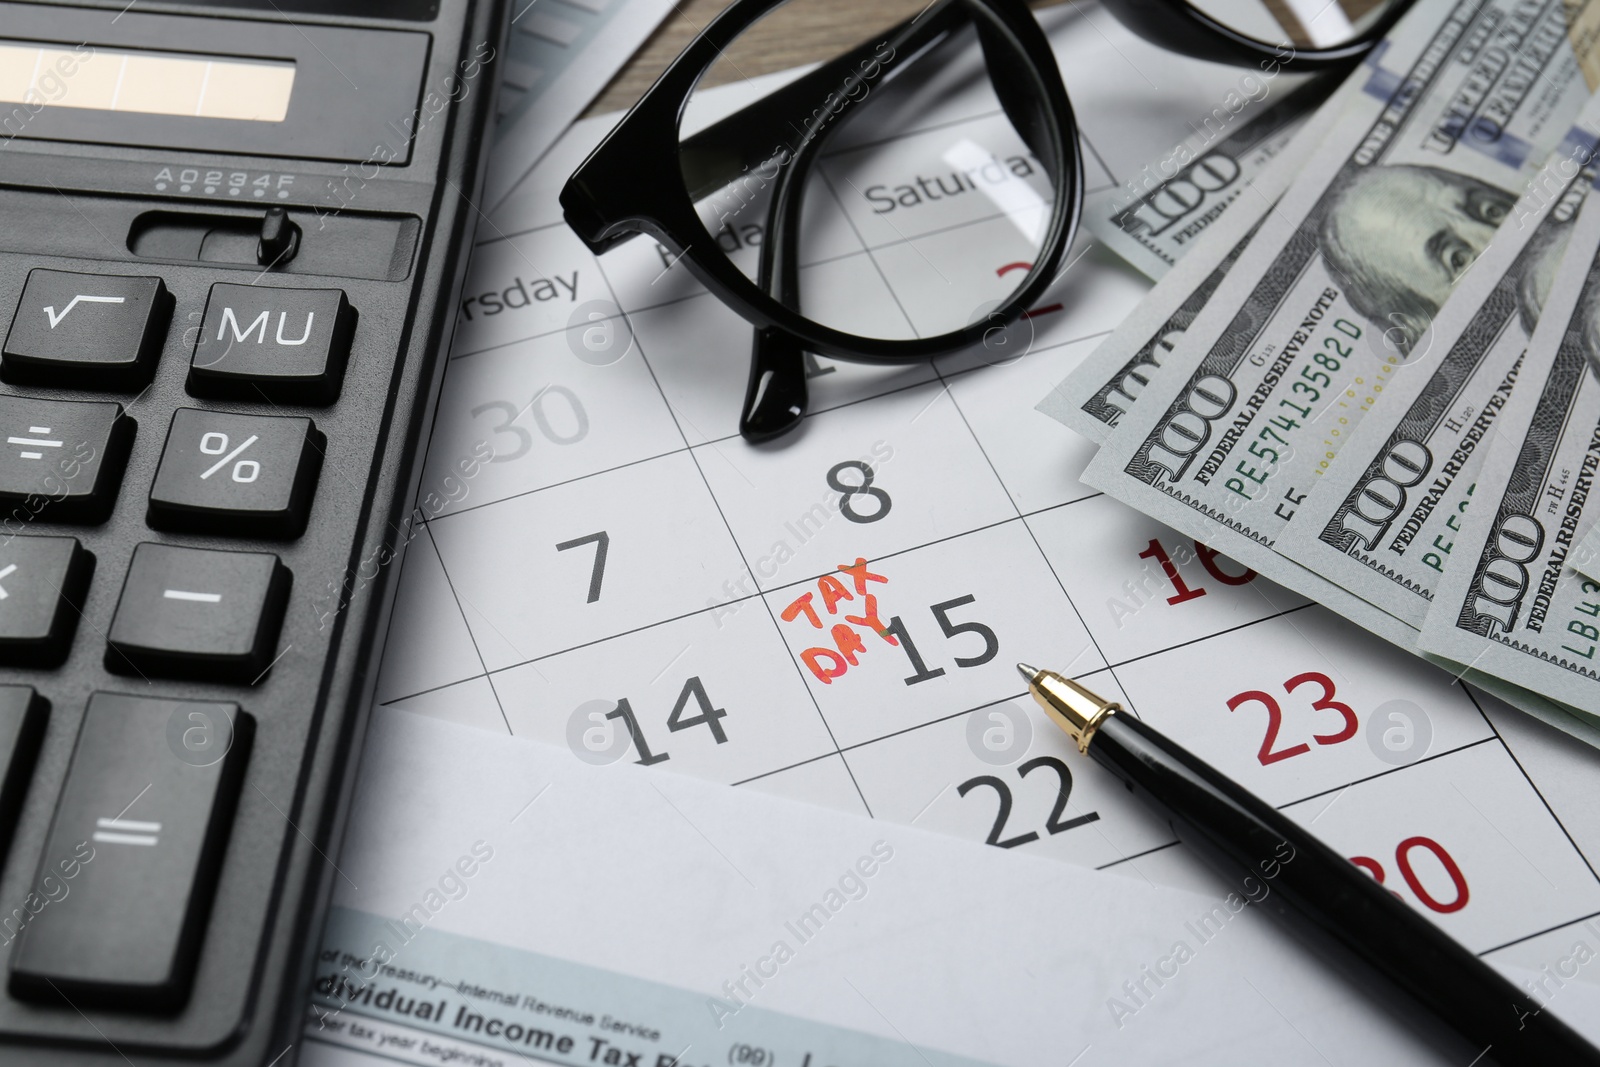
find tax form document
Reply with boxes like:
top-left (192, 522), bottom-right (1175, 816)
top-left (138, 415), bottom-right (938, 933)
top-left (300, 710), bottom-right (1497, 1067)
top-left (361, 3), bottom-right (1600, 1054)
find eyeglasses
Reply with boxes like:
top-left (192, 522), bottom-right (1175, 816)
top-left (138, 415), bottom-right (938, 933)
top-left (561, 0), bottom-right (1410, 441)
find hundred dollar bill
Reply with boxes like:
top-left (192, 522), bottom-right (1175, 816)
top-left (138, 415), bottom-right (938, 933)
top-left (1084, 0), bottom-right (1600, 566)
top-left (1087, 78), bottom-right (1333, 280)
top-left (1419, 181), bottom-right (1600, 716)
top-left (1276, 115), bottom-right (1600, 627)
top-left (1038, 76), bottom-right (1358, 444)
top-left (1576, 519), bottom-right (1600, 579)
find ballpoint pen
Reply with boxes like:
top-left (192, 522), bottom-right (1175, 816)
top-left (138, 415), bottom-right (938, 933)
top-left (1017, 662), bottom-right (1600, 1066)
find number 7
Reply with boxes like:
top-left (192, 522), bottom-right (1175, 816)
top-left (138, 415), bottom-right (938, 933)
top-left (556, 530), bottom-right (610, 603)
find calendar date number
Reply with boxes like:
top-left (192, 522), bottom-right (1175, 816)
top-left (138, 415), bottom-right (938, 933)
top-left (1137, 536), bottom-right (1257, 606)
top-left (1351, 836), bottom-right (1469, 914)
top-left (605, 676), bottom-right (729, 766)
top-left (959, 756), bottom-right (1099, 848)
top-left (1227, 671), bottom-right (1357, 765)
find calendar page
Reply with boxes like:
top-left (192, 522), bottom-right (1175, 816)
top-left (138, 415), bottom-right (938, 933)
top-left (369, 3), bottom-right (1600, 999)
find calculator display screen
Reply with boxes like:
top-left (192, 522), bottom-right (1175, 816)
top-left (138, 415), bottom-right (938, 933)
top-left (0, 1), bottom-right (431, 164)
top-left (0, 41), bottom-right (295, 123)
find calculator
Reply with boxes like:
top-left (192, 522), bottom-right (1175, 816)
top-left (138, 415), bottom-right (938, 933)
top-left (0, 0), bottom-right (507, 1063)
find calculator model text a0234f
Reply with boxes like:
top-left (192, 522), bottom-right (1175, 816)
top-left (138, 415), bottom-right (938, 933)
top-left (0, 1), bottom-right (508, 1063)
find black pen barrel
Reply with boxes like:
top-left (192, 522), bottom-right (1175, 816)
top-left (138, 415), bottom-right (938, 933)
top-left (1089, 713), bottom-right (1600, 1066)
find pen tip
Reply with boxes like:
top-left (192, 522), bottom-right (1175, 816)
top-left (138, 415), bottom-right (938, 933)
top-left (1016, 662), bottom-right (1040, 684)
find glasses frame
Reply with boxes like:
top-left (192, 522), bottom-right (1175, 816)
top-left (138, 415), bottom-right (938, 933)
top-left (563, 0), bottom-right (1080, 367)
top-left (560, 0), bottom-right (1414, 437)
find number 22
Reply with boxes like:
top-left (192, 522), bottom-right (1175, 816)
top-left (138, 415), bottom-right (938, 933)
top-left (957, 757), bottom-right (1099, 848)
top-left (1226, 671), bottom-right (1357, 765)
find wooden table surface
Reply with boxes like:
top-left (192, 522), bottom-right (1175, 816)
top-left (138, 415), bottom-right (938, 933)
top-left (581, 0), bottom-right (1331, 119)
top-left (584, 0), bottom-right (934, 117)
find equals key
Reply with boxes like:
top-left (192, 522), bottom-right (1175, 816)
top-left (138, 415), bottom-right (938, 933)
top-left (8, 425), bottom-right (61, 460)
top-left (8, 693), bottom-right (250, 1012)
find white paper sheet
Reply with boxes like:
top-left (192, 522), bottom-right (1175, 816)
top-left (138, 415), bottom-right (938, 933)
top-left (299, 710), bottom-right (1600, 1067)
top-left (352, 5), bottom-right (1600, 1061)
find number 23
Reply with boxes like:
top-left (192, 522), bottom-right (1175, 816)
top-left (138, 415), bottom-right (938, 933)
top-left (1227, 671), bottom-right (1357, 765)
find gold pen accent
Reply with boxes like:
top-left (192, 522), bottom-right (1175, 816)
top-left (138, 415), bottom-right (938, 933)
top-left (1016, 663), bottom-right (1121, 753)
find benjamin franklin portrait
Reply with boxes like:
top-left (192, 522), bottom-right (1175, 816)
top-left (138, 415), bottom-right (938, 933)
top-left (1319, 161), bottom-right (1600, 376)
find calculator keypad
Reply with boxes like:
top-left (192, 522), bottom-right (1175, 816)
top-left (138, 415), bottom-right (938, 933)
top-left (0, 396), bottom-right (133, 524)
top-left (106, 543), bottom-right (290, 682)
top-left (0, 536), bottom-right (92, 667)
top-left (7, 693), bottom-right (250, 1012)
top-left (0, 687), bottom-right (46, 864)
top-left (188, 283), bottom-right (355, 404)
top-left (147, 408), bottom-right (322, 538)
top-left (0, 235), bottom-right (361, 1030)
top-left (1, 269), bottom-right (171, 390)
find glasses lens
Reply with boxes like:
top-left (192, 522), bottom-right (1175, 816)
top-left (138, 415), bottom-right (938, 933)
top-left (675, 0), bottom-right (1063, 344)
top-left (1188, 0), bottom-right (1396, 49)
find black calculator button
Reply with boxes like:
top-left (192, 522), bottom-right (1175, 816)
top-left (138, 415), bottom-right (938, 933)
top-left (2, 269), bottom-right (171, 390)
top-left (0, 687), bottom-right (47, 862)
top-left (188, 283), bottom-right (355, 404)
top-left (147, 409), bottom-right (322, 538)
top-left (106, 544), bottom-right (290, 682)
top-left (0, 395), bottom-right (133, 524)
top-left (0, 536), bottom-right (92, 667)
top-left (8, 693), bottom-right (250, 1012)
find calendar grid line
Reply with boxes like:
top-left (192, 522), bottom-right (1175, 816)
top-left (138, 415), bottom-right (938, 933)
top-left (428, 441), bottom-right (694, 523)
top-left (464, 512), bottom-right (1029, 676)
top-left (357, 31), bottom-right (1600, 980)
top-left (816, 105), bottom-right (1014, 161)
top-left (1477, 909), bottom-right (1600, 958)
top-left (1075, 127), bottom-right (1120, 189)
top-left (466, 99), bottom-right (1122, 259)
top-left (1093, 840), bottom-right (1181, 871)
top-left (582, 196), bottom-right (1104, 321)
top-left (780, 158), bottom-right (1079, 822)
top-left (1457, 686), bottom-right (1600, 886)
top-left (422, 523), bottom-right (516, 736)
top-left (473, 216), bottom-right (567, 249)
top-left (652, 390), bottom-right (878, 815)
top-left (381, 528), bottom-right (1318, 712)
top-left (380, 672), bottom-right (486, 707)
top-left (375, 584), bottom-right (1318, 753)
top-left (377, 628), bottom-right (1528, 820)
top-left (726, 689), bottom-right (1509, 826)
top-left (829, 674), bottom-right (1125, 757)
top-left (469, 214), bottom-right (1081, 349)
top-left (372, 366), bottom-right (467, 705)
top-left (588, 247), bottom-right (876, 817)
top-left (469, 202), bottom-right (1019, 346)
top-left (451, 321), bottom-right (604, 362)
top-left (730, 747), bottom-right (850, 788)
top-left (1062, 599), bottom-right (1315, 672)
top-left (1237, 578), bottom-right (1369, 701)
top-left (425, 404), bottom-right (1102, 532)
top-left (937, 328), bottom-right (1116, 382)
top-left (1279, 736), bottom-right (1499, 810)
top-left (925, 343), bottom-right (1129, 699)
top-left (843, 694), bottom-right (1502, 824)
top-left (814, 167), bottom-right (921, 337)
